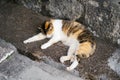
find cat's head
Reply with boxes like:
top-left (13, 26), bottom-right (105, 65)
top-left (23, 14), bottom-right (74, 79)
top-left (40, 19), bottom-right (54, 38)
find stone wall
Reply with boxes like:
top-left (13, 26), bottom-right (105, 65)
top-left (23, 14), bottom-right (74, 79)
top-left (14, 0), bottom-right (120, 44)
top-left (15, 0), bottom-right (84, 20)
top-left (82, 0), bottom-right (120, 44)
top-left (0, 0), bottom-right (10, 6)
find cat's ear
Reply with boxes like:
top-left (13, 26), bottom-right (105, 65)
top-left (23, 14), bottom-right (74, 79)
top-left (45, 21), bottom-right (50, 29)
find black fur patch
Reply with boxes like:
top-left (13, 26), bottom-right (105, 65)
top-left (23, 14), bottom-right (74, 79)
top-left (77, 29), bottom-right (95, 47)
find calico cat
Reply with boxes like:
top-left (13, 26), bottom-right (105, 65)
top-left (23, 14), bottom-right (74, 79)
top-left (23, 19), bottom-right (96, 71)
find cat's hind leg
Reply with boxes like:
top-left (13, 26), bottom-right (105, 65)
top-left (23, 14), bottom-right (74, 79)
top-left (60, 44), bottom-right (77, 63)
top-left (66, 56), bottom-right (78, 71)
top-left (23, 33), bottom-right (46, 44)
top-left (60, 56), bottom-right (72, 63)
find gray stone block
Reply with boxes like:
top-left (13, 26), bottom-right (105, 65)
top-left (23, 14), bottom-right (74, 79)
top-left (0, 53), bottom-right (83, 80)
top-left (16, 0), bottom-right (84, 20)
top-left (84, 0), bottom-right (120, 44)
top-left (0, 39), bottom-right (16, 63)
top-left (108, 49), bottom-right (120, 76)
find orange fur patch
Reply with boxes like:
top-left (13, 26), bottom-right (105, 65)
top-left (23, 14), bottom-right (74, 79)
top-left (76, 41), bottom-right (96, 58)
top-left (45, 21), bottom-right (50, 29)
top-left (45, 20), bottom-right (54, 35)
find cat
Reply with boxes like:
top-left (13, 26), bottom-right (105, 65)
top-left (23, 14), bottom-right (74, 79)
top-left (23, 19), bottom-right (96, 71)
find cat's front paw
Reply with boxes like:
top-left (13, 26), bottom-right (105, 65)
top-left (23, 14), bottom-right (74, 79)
top-left (60, 56), bottom-right (66, 63)
top-left (66, 67), bottom-right (72, 71)
top-left (41, 44), bottom-right (49, 49)
top-left (23, 40), bottom-right (29, 44)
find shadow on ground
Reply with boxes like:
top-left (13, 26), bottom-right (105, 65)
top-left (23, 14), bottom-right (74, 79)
top-left (0, 2), bottom-right (120, 80)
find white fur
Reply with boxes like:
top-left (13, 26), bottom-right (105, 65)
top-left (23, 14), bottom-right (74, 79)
top-left (60, 56), bottom-right (72, 63)
top-left (41, 19), bottom-right (64, 49)
top-left (66, 56), bottom-right (78, 71)
top-left (23, 19), bottom-right (79, 70)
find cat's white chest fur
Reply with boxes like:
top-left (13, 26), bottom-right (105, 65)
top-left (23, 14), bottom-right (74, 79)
top-left (52, 20), bottom-right (64, 39)
top-left (52, 20), bottom-right (78, 47)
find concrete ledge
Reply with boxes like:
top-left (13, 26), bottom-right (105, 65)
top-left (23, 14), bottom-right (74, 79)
top-left (0, 39), bottom-right (16, 63)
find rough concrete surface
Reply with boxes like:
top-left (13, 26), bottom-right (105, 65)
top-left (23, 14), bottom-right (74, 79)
top-left (0, 2), bottom-right (120, 80)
